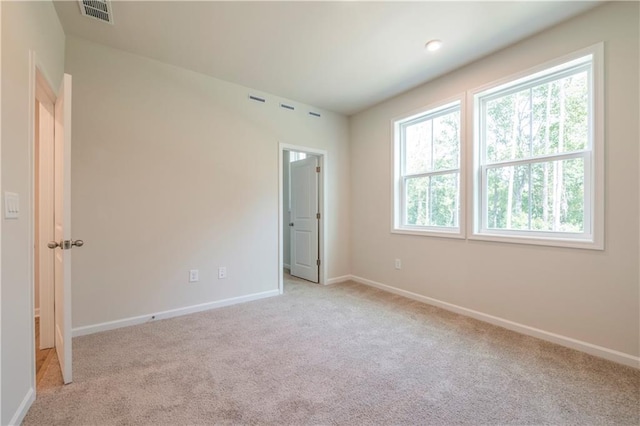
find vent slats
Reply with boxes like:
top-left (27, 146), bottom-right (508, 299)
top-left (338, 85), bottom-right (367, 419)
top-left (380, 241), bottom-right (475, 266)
top-left (83, 0), bottom-right (108, 13)
top-left (247, 94), bottom-right (320, 119)
top-left (79, 0), bottom-right (113, 24)
top-left (85, 8), bottom-right (109, 22)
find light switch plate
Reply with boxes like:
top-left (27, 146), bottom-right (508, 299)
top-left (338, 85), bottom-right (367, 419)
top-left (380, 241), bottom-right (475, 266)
top-left (4, 192), bottom-right (19, 219)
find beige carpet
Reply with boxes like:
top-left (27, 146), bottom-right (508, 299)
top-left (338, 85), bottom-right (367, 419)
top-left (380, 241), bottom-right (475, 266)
top-left (24, 275), bottom-right (639, 425)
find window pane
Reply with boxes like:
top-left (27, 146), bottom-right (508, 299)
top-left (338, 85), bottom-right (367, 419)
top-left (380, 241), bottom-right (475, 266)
top-left (433, 110), bottom-right (460, 170)
top-left (485, 88), bottom-right (531, 163)
top-left (485, 70), bottom-right (588, 164)
top-left (532, 71), bottom-right (588, 157)
top-left (290, 152), bottom-right (307, 162)
top-left (487, 158), bottom-right (584, 232)
top-left (486, 164), bottom-right (530, 230)
top-left (530, 158), bottom-right (584, 232)
top-left (404, 119), bottom-right (432, 175)
top-left (404, 109), bottom-right (459, 175)
top-left (405, 173), bottom-right (459, 228)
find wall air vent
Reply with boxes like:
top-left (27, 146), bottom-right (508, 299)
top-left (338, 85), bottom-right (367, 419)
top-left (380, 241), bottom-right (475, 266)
top-left (78, 0), bottom-right (114, 25)
top-left (249, 95), bottom-right (266, 103)
top-left (280, 103), bottom-right (295, 111)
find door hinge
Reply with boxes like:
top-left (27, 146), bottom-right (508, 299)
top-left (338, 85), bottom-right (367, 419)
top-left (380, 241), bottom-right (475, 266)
top-left (316, 259), bottom-right (321, 266)
top-left (316, 166), bottom-right (320, 173)
top-left (316, 212), bottom-right (321, 219)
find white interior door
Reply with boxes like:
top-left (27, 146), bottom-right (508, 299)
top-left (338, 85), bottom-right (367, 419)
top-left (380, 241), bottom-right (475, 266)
top-left (52, 73), bottom-right (73, 384)
top-left (290, 156), bottom-right (319, 283)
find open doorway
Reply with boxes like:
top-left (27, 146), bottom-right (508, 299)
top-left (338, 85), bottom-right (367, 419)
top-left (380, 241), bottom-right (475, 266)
top-left (278, 144), bottom-right (327, 294)
top-left (33, 67), bottom-right (58, 386)
top-left (31, 61), bottom-right (75, 388)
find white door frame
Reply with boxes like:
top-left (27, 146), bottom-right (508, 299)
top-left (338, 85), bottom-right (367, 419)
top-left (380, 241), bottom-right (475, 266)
top-left (278, 143), bottom-right (328, 293)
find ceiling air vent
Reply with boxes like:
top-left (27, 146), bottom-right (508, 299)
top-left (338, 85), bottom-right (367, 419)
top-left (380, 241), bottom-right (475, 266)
top-left (78, 0), bottom-right (114, 25)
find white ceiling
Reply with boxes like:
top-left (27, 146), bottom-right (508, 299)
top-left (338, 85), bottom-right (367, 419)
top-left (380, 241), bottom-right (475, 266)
top-left (54, 1), bottom-right (601, 115)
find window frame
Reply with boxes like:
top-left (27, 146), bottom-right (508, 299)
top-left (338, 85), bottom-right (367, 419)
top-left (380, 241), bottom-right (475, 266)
top-left (468, 43), bottom-right (604, 250)
top-left (391, 96), bottom-right (466, 238)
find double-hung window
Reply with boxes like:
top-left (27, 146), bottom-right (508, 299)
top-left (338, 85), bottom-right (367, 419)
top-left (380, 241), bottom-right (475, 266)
top-left (393, 99), bottom-right (463, 237)
top-left (472, 45), bottom-right (603, 249)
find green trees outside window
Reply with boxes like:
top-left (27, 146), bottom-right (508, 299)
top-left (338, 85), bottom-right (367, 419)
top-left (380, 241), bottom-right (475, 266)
top-left (398, 103), bottom-right (461, 230)
top-left (393, 45), bottom-right (601, 248)
top-left (480, 66), bottom-right (589, 233)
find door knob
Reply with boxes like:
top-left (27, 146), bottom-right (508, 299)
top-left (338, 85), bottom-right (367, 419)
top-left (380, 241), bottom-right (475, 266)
top-left (289, 222), bottom-right (294, 227)
top-left (47, 239), bottom-right (84, 249)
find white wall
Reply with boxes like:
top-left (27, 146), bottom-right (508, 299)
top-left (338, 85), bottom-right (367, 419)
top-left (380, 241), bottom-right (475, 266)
top-left (65, 37), bottom-right (350, 329)
top-left (1, 1), bottom-right (65, 423)
top-left (350, 2), bottom-right (639, 359)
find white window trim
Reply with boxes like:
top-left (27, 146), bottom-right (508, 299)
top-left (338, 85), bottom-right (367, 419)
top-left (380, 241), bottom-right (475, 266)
top-left (391, 95), bottom-right (466, 239)
top-left (467, 43), bottom-right (604, 250)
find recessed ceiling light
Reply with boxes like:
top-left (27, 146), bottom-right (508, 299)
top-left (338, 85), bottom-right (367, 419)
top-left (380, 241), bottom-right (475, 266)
top-left (425, 39), bottom-right (443, 52)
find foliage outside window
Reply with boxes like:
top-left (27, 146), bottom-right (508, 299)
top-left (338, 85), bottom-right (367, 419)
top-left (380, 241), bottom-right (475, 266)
top-left (290, 151), bottom-right (307, 162)
top-left (393, 100), bottom-right (463, 237)
top-left (473, 46), bottom-right (603, 249)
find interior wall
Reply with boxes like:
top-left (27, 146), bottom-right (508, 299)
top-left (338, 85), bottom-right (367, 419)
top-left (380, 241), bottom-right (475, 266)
top-left (1, 1), bottom-right (65, 423)
top-left (349, 1), bottom-right (639, 358)
top-left (65, 37), bottom-right (350, 329)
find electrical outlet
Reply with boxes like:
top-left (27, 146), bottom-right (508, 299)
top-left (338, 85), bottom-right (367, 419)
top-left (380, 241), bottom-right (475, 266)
top-left (395, 259), bottom-right (402, 270)
top-left (189, 269), bottom-right (199, 283)
top-left (218, 267), bottom-right (227, 279)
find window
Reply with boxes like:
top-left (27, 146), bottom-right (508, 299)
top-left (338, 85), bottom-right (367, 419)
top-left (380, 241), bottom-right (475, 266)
top-left (472, 44), bottom-right (603, 249)
top-left (393, 99), bottom-right (463, 237)
top-left (290, 151), bottom-right (307, 162)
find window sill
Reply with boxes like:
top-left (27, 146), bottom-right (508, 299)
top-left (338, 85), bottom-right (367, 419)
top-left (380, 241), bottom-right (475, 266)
top-left (469, 231), bottom-right (603, 250)
top-left (392, 227), bottom-right (465, 239)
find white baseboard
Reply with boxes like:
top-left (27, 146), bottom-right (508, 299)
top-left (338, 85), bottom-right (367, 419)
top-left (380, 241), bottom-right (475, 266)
top-left (325, 275), bottom-right (351, 285)
top-left (350, 275), bottom-right (640, 369)
top-left (9, 387), bottom-right (35, 426)
top-left (283, 263), bottom-right (291, 270)
top-left (73, 289), bottom-right (280, 337)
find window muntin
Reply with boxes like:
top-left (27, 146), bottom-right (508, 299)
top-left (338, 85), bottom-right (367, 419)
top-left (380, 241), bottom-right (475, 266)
top-left (474, 51), bottom-right (600, 247)
top-left (394, 101), bottom-right (462, 235)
